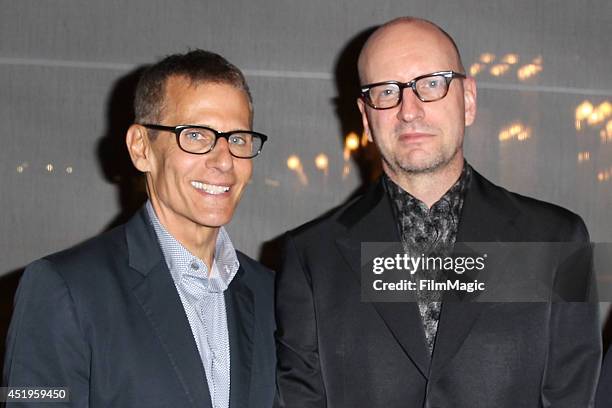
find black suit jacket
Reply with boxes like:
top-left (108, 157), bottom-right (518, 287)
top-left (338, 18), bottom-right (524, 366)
top-left (596, 347), bottom-right (612, 407)
top-left (3, 207), bottom-right (276, 408)
top-left (276, 170), bottom-right (601, 408)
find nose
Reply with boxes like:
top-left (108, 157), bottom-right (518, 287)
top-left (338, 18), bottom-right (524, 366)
top-left (396, 87), bottom-right (425, 123)
top-left (206, 137), bottom-right (234, 172)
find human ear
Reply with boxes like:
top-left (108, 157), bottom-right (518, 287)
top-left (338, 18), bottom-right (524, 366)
top-left (463, 77), bottom-right (477, 127)
top-left (357, 97), bottom-right (374, 142)
top-left (125, 124), bottom-right (153, 172)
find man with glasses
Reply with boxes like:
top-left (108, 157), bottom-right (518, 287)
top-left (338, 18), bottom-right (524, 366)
top-left (3, 50), bottom-right (275, 408)
top-left (276, 17), bottom-right (600, 407)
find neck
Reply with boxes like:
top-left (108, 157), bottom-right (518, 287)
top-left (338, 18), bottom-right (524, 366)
top-left (386, 158), bottom-right (464, 208)
top-left (149, 199), bottom-right (218, 270)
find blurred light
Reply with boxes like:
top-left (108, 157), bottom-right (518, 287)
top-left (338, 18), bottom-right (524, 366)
top-left (264, 178), bottom-right (280, 187)
top-left (287, 155), bottom-right (301, 170)
top-left (575, 100), bottom-right (594, 130)
top-left (597, 169), bottom-right (611, 183)
top-left (501, 54), bottom-right (519, 64)
top-left (602, 120), bottom-right (612, 143)
top-left (532, 56), bottom-right (543, 65)
top-left (314, 153), bottom-right (329, 173)
top-left (479, 53), bottom-right (496, 64)
top-left (587, 110), bottom-right (605, 126)
top-left (576, 101), bottom-right (594, 121)
top-left (577, 151), bottom-right (591, 163)
top-left (598, 101), bottom-right (612, 118)
top-left (17, 162), bottom-right (28, 173)
top-left (469, 63), bottom-right (483, 76)
top-left (66, 166), bottom-right (73, 174)
top-left (345, 132), bottom-right (360, 151)
top-left (490, 64), bottom-right (510, 77)
top-left (589, 100), bottom-right (612, 127)
top-left (342, 163), bottom-right (351, 180)
top-left (499, 122), bottom-right (531, 142)
top-left (46, 164), bottom-right (54, 172)
top-left (517, 131), bottom-right (530, 141)
top-left (517, 63), bottom-right (542, 81)
top-left (287, 155), bottom-right (308, 185)
top-left (361, 131), bottom-right (369, 147)
top-left (575, 100), bottom-right (612, 130)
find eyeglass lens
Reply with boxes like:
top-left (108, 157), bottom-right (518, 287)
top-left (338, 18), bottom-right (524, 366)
top-left (179, 127), bottom-right (262, 157)
top-left (367, 74), bottom-right (450, 108)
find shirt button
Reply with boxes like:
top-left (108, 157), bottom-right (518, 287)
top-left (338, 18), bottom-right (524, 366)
top-left (190, 262), bottom-right (199, 270)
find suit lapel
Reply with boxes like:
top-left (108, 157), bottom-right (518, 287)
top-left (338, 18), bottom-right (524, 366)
top-left (431, 171), bottom-right (521, 375)
top-left (336, 181), bottom-right (431, 378)
top-left (125, 208), bottom-right (212, 408)
top-left (225, 266), bottom-right (254, 408)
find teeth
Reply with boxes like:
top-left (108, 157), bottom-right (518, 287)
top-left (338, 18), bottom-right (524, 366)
top-left (191, 181), bottom-right (230, 195)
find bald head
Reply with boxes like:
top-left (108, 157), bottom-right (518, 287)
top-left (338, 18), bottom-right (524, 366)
top-left (355, 16), bottom-right (477, 193)
top-left (358, 17), bottom-right (465, 85)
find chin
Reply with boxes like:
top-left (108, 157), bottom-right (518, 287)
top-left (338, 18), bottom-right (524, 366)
top-left (393, 155), bottom-right (442, 174)
top-left (200, 211), bottom-right (235, 228)
top-left (195, 217), bottom-right (231, 229)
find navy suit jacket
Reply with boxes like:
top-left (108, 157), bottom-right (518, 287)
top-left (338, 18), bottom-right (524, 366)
top-left (3, 207), bottom-right (276, 407)
top-left (276, 170), bottom-right (601, 408)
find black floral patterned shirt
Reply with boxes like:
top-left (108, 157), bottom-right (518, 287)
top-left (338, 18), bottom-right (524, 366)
top-left (384, 163), bottom-right (472, 355)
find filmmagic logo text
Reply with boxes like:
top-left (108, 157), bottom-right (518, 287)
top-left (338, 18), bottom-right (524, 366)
top-left (372, 279), bottom-right (485, 293)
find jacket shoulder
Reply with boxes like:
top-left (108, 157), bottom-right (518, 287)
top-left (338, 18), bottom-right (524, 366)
top-left (476, 173), bottom-right (588, 241)
top-left (41, 225), bottom-right (128, 278)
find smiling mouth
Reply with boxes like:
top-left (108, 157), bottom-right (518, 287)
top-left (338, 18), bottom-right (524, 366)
top-left (190, 181), bottom-right (230, 195)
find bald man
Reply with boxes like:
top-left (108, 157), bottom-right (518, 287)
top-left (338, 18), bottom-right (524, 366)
top-left (275, 17), bottom-right (600, 408)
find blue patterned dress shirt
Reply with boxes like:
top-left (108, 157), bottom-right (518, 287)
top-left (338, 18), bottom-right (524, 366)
top-left (146, 201), bottom-right (239, 408)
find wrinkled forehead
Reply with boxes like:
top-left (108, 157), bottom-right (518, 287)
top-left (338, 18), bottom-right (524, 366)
top-left (358, 21), bottom-right (462, 83)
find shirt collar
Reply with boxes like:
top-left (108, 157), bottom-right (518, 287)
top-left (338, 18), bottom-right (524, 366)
top-left (383, 161), bottom-right (472, 219)
top-left (145, 201), bottom-right (239, 293)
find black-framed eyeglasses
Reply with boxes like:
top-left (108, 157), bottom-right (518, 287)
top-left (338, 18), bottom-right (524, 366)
top-left (141, 124), bottom-right (268, 159)
top-left (360, 70), bottom-right (466, 110)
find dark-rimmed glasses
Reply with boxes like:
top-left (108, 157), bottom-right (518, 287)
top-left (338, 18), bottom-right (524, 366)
top-left (360, 71), bottom-right (466, 110)
top-left (141, 124), bottom-right (268, 159)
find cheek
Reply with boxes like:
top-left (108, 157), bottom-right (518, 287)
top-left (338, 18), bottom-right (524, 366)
top-left (430, 101), bottom-right (464, 132)
top-left (159, 155), bottom-right (196, 187)
top-left (235, 161), bottom-right (253, 184)
top-left (447, 94), bottom-right (467, 123)
top-left (367, 112), bottom-right (392, 138)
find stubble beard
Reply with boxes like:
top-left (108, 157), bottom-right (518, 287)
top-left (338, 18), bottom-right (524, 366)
top-left (385, 149), bottom-right (449, 175)
top-left (379, 136), bottom-right (462, 178)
